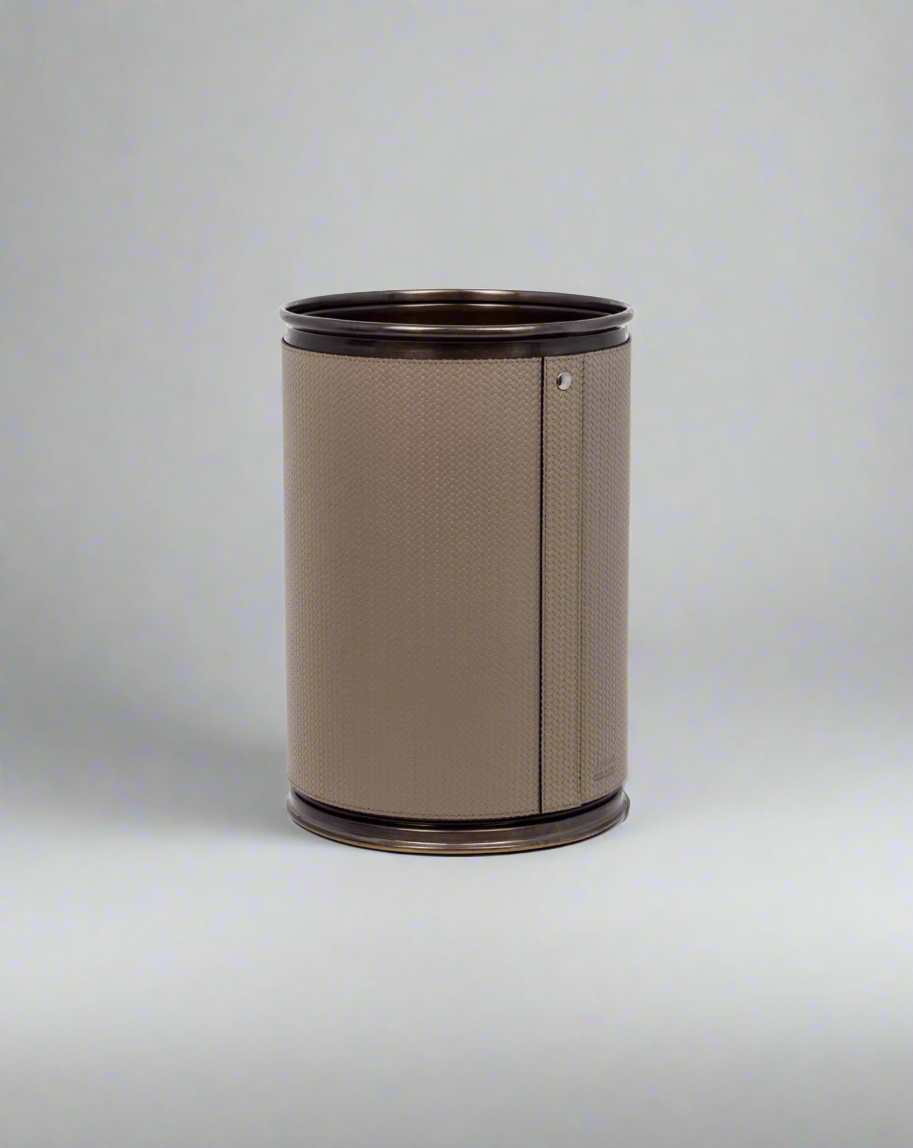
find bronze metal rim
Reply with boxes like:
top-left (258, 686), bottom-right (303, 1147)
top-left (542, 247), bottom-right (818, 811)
top-left (281, 289), bottom-right (633, 359)
top-left (286, 788), bottom-right (630, 854)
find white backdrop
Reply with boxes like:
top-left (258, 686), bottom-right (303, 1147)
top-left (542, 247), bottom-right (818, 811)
top-left (3, 3), bottom-right (912, 1146)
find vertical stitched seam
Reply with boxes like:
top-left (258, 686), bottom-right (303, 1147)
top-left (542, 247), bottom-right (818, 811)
top-left (577, 355), bottom-right (585, 806)
top-left (538, 356), bottom-right (545, 814)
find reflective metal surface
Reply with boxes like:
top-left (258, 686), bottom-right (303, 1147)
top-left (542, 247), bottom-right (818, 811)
top-left (281, 289), bottom-right (633, 359)
top-left (287, 788), bottom-right (630, 854)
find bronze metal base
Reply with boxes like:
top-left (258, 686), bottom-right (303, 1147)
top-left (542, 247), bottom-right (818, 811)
top-left (286, 788), bottom-right (630, 855)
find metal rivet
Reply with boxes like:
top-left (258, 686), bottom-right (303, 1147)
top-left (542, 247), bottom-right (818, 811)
top-left (556, 371), bottom-right (573, 390)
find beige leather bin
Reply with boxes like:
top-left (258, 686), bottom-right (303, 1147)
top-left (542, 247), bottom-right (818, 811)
top-left (281, 290), bottom-right (633, 853)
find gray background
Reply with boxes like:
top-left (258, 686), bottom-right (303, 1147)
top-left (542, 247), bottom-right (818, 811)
top-left (2, 1), bottom-right (912, 1145)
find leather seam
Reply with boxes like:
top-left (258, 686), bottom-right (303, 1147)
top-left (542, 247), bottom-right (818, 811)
top-left (577, 354), bottom-right (585, 807)
top-left (538, 356), bottom-right (545, 814)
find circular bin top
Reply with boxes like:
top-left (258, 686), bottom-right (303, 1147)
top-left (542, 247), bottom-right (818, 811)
top-left (281, 289), bottom-right (633, 359)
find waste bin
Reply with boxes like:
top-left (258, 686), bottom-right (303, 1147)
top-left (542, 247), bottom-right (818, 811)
top-left (281, 290), bottom-right (633, 853)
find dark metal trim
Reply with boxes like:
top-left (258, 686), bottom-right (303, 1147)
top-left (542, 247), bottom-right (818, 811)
top-left (286, 788), bottom-right (630, 854)
top-left (281, 289), bottom-right (633, 359)
top-left (283, 327), bottom-right (630, 359)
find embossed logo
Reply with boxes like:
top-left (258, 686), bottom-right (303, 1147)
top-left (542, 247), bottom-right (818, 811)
top-left (593, 757), bottom-right (617, 782)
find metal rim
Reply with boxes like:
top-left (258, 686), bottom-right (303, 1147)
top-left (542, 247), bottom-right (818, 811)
top-left (282, 324), bottom-right (631, 360)
top-left (280, 289), bottom-right (634, 354)
top-left (286, 788), bottom-right (630, 855)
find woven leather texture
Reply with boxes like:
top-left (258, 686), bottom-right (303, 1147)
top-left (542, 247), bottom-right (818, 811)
top-left (580, 343), bottom-right (630, 803)
top-left (283, 346), bottom-right (541, 819)
top-left (283, 342), bottom-right (630, 821)
top-left (541, 354), bottom-right (586, 812)
top-left (541, 345), bottom-right (631, 811)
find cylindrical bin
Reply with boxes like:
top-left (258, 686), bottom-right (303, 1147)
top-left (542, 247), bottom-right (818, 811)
top-left (280, 290), bottom-right (633, 853)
